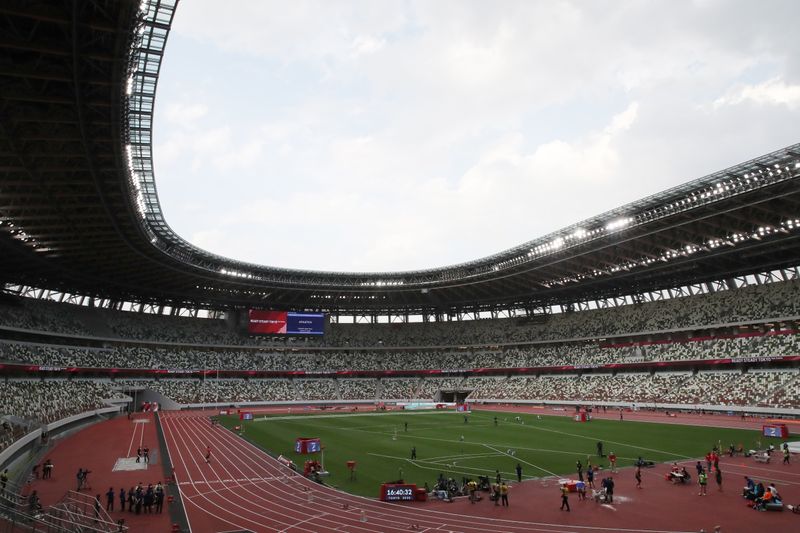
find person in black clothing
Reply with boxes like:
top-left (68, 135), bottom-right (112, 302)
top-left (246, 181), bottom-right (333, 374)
top-left (94, 494), bottom-right (101, 522)
top-left (494, 416), bottom-right (498, 426)
top-left (106, 487), bottom-right (115, 511)
top-left (136, 448), bottom-right (142, 463)
top-left (154, 483), bottom-right (164, 513)
top-left (515, 463), bottom-right (522, 483)
top-left (28, 490), bottom-right (41, 515)
top-left (1, 469), bottom-right (8, 494)
top-left (143, 447), bottom-right (150, 464)
top-left (404, 422), bottom-right (408, 432)
top-left (43, 459), bottom-right (53, 479)
top-left (597, 441), bottom-right (604, 457)
top-left (411, 446), bottom-right (416, 460)
top-left (605, 477), bottom-right (615, 503)
top-left (576, 460), bottom-right (583, 481)
top-left (119, 488), bottom-right (126, 513)
top-left (127, 486), bottom-right (135, 512)
top-left (143, 485), bottom-right (154, 513)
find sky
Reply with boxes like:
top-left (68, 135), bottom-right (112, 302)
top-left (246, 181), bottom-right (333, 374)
top-left (152, 0), bottom-right (800, 273)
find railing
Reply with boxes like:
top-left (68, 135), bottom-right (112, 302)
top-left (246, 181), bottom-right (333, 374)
top-left (0, 489), bottom-right (126, 533)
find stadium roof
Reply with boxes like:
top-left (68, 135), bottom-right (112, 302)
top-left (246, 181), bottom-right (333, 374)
top-left (1, 0), bottom-right (800, 316)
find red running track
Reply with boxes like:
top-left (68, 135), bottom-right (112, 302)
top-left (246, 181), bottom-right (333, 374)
top-left (159, 411), bottom-right (800, 533)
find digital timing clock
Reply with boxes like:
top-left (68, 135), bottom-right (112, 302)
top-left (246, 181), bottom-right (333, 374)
top-left (380, 483), bottom-right (417, 501)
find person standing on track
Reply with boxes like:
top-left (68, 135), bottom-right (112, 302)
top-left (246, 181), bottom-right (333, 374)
top-left (500, 481), bottom-right (509, 506)
top-left (715, 467), bottom-right (723, 492)
top-left (635, 466), bottom-right (642, 489)
top-left (698, 469), bottom-right (708, 496)
top-left (560, 484), bottom-right (570, 511)
top-left (205, 446), bottom-right (212, 464)
top-left (106, 487), bottom-right (115, 511)
top-left (127, 486), bottom-right (135, 512)
top-left (136, 447), bottom-right (142, 463)
top-left (119, 488), bottom-right (126, 513)
top-left (143, 446), bottom-right (150, 464)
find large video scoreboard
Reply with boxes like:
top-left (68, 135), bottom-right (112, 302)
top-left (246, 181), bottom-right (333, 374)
top-left (248, 310), bottom-right (325, 335)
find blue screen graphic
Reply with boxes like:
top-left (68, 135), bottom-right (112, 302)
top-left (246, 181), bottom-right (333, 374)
top-left (286, 313), bottom-right (325, 335)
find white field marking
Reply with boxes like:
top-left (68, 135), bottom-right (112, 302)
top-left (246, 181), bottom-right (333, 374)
top-left (190, 412), bottom-right (704, 533)
top-left (156, 419), bottom-right (193, 533)
top-left (164, 416), bottom-right (309, 533)
top-left (179, 416), bottom-right (381, 533)
top-left (423, 451), bottom-right (502, 460)
top-left (254, 410), bottom-right (461, 423)
top-left (330, 423), bottom-right (651, 463)
top-left (424, 452), bottom-right (506, 462)
top-left (483, 444), bottom-right (559, 478)
top-left (126, 418), bottom-right (143, 457)
top-left (425, 454), bottom-right (508, 465)
top-left (175, 420), bottom-right (348, 533)
top-left (278, 512), bottom-right (330, 533)
top-left (367, 451), bottom-right (507, 469)
top-left (477, 407), bottom-right (777, 436)
top-left (673, 459), bottom-right (800, 486)
top-left (179, 476), bottom-right (285, 485)
top-left (702, 459), bottom-right (800, 477)
top-left (365, 452), bottom-right (523, 480)
top-left (484, 416), bottom-right (692, 459)
top-left (160, 417), bottom-right (255, 533)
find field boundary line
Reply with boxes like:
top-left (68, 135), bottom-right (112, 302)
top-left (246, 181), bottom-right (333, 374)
top-left (483, 444), bottom-right (560, 478)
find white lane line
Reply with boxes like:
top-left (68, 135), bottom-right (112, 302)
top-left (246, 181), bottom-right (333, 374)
top-left (179, 415), bottom-right (381, 533)
top-left (483, 444), bottom-right (559, 478)
top-left (126, 420), bottom-right (136, 457)
top-left (161, 415), bottom-right (264, 532)
top-left (278, 512), bottom-right (330, 532)
top-left (181, 411), bottom-right (713, 533)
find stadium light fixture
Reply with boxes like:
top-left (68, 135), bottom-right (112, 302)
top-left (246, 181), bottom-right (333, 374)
top-left (605, 217), bottom-right (633, 231)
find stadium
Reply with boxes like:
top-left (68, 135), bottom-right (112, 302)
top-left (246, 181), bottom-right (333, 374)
top-left (0, 1), bottom-right (799, 532)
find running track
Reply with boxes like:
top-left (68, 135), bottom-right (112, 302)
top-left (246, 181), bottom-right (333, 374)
top-left (160, 411), bottom-right (767, 533)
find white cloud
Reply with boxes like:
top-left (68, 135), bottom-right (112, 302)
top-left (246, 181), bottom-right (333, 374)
top-left (152, 0), bottom-right (800, 272)
top-left (164, 102), bottom-right (208, 124)
top-left (714, 78), bottom-right (800, 110)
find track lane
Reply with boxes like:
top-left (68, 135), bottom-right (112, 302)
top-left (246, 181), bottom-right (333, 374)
top-left (162, 412), bottom-right (702, 533)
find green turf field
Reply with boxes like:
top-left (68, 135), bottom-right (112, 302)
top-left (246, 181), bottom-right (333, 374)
top-left (220, 409), bottom-right (761, 498)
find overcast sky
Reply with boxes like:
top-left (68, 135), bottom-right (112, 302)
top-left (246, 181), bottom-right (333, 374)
top-left (152, 0), bottom-right (800, 273)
